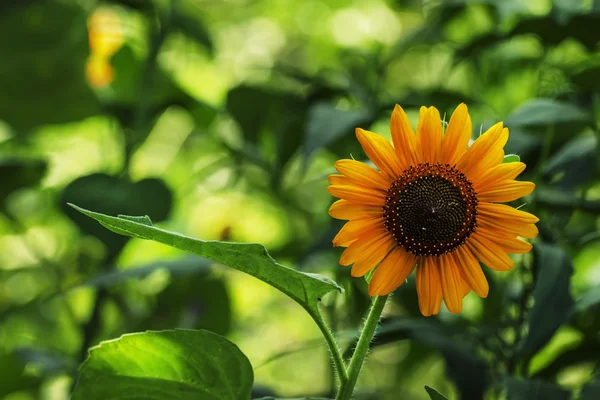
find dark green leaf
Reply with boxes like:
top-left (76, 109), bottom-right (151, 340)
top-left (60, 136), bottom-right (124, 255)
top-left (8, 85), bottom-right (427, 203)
top-left (0, 1), bottom-right (99, 133)
top-left (171, 0), bottom-right (213, 53)
top-left (0, 353), bottom-right (41, 396)
top-left (61, 174), bottom-right (172, 260)
top-left (543, 134), bottom-right (598, 189)
top-left (536, 186), bottom-right (600, 214)
top-left (505, 378), bottom-right (570, 400)
top-left (69, 205), bottom-right (342, 318)
top-left (424, 385), bottom-right (449, 400)
top-left (581, 380), bottom-right (600, 400)
top-left (304, 103), bottom-right (371, 161)
top-left (0, 158), bottom-right (46, 205)
top-left (517, 242), bottom-right (574, 359)
top-left (505, 99), bottom-right (589, 129)
top-left (71, 329), bottom-right (253, 400)
top-left (503, 154), bottom-right (521, 163)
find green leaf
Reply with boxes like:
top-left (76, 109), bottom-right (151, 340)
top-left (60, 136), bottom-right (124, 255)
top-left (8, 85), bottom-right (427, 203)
top-left (505, 99), bottom-right (589, 130)
top-left (171, 0), bottom-right (213, 53)
top-left (543, 134), bottom-right (598, 189)
top-left (0, 157), bottom-right (47, 206)
top-left (118, 215), bottom-right (154, 226)
top-left (505, 378), bottom-right (570, 400)
top-left (304, 102), bottom-right (371, 161)
top-left (517, 242), bottom-right (574, 359)
top-left (535, 186), bottom-right (600, 214)
top-left (425, 385), bottom-right (449, 400)
top-left (581, 379), bottom-right (600, 400)
top-left (0, 353), bottom-right (41, 397)
top-left (503, 154), bottom-right (521, 163)
top-left (68, 205), bottom-right (342, 318)
top-left (61, 174), bottom-right (172, 260)
top-left (71, 329), bottom-right (253, 400)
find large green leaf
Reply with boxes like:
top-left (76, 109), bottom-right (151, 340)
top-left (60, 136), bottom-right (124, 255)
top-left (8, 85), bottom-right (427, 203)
top-left (71, 329), bottom-right (253, 400)
top-left (543, 134), bottom-right (598, 189)
top-left (505, 99), bottom-right (589, 130)
top-left (505, 378), bottom-right (570, 400)
top-left (68, 205), bottom-right (342, 318)
top-left (517, 242), bottom-right (574, 360)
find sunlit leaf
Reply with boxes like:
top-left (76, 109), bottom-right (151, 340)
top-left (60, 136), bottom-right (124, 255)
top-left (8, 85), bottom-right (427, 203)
top-left (517, 242), bottom-right (574, 359)
top-left (425, 385), bottom-right (449, 400)
top-left (71, 329), bottom-right (253, 400)
top-left (69, 205), bottom-right (343, 318)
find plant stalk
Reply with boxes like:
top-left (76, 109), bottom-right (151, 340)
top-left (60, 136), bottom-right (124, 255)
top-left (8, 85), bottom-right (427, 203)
top-left (335, 295), bottom-right (388, 400)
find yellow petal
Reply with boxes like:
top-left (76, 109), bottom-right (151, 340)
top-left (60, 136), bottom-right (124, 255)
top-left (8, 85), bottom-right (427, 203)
top-left (440, 103), bottom-right (472, 166)
top-left (477, 228), bottom-right (533, 254)
top-left (466, 234), bottom-right (514, 271)
top-left (416, 257), bottom-right (443, 316)
top-left (339, 230), bottom-right (390, 266)
top-left (368, 247), bottom-right (417, 296)
top-left (417, 106), bottom-right (443, 163)
top-left (333, 216), bottom-right (384, 247)
top-left (478, 203), bottom-right (539, 224)
top-left (335, 159), bottom-right (391, 190)
top-left (351, 236), bottom-right (396, 277)
top-left (356, 128), bottom-right (403, 180)
top-left (329, 199), bottom-right (383, 220)
top-left (439, 255), bottom-right (463, 313)
top-left (453, 246), bottom-right (489, 298)
top-left (478, 181), bottom-right (535, 203)
top-left (327, 184), bottom-right (386, 206)
top-left (457, 122), bottom-right (504, 177)
top-left (477, 215), bottom-right (539, 239)
top-left (328, 174), bottom-right (346, 185)
top-left (390, 104), bottom-right (420, 167)
top-left (475, 162), bottom-right (526, 192)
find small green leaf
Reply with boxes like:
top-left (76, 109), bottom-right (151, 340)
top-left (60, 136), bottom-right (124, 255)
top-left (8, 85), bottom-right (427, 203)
top-left (505, 99), bottom-right (589, 128)
top-left (506, 378), bottom-right (570, 400)
top-left (68, 205), bottom-right (342, 318)
top-left (503, 154), bottom-right (521, 163)
top-left (71, 329), bottom-right (252, 400)
top-left (517, 242), bottom-right (574, 359)
top-left (425, 385), bottom-right (449, 400)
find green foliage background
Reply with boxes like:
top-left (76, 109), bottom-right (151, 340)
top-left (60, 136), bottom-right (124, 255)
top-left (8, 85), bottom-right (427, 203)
top-left (0, 0), bottom-right (599, 399)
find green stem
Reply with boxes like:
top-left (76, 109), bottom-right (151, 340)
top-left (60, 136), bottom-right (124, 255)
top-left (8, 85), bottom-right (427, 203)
top-left (312, 311), bottom-right (349, 385)
top-left (336, 295), bottom-right (388, 400)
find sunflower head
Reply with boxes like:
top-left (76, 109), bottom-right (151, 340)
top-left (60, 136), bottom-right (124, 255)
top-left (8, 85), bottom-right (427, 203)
top-left (327, 104), bottom-right (538, 316)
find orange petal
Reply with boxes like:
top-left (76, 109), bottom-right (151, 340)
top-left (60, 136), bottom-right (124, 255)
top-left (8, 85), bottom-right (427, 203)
top-left (477, 215), bottom-right (538, 239)
top-left (440, 103), bottom-right (472, 166)
top-left (329, 200), bottom-right (383, 221)
top-left (327, 184), bottom-right (386, 206)
top-left (328, 174), bottom-right (346, 185)
top-left (368, 247), bottom-right (417, 296)
top-left (350, 236), bottom-right (396, 277)
top-left (339, 230), bottom-right (390, 266)
top-left (439, 254), bottom-right (463, 313)
top-left (333, 216), bottom-right (384, 247)
top-left (457, 122), bottom-right (505, 177)
top-left (416, 257), bottom-right (443, 316)
top-left (356, 128), bottom-right (403, 180)
top-left (477, 203), bottom-right (539, 224)
top-left (390, 104), bottom-right (420, 167)
top-left (417, 106), bottom-right (443, 163)
top-left (478, 181), bottom-right (535, 203)
top-left (475, 162), bottom-right (526, 192)
top-left (466, 234), bottom-right (514, 271)
top-left (477, 227), bottom-right (533, 254)
top-left (452, 246), bottom-right (489, 298)
top-left (334, 159), bottom-right (391, 190)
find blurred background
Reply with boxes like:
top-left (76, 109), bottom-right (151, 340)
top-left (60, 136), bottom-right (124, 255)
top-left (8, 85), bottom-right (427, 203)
top-left (1, 0), bottom-right (599, 399)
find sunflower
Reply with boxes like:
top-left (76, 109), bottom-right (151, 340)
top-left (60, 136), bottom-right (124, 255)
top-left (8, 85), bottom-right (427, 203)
top-left (327, 104), bottom-right (538, 316)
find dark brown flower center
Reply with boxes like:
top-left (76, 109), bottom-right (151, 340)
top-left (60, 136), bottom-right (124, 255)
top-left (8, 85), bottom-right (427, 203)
top-left (383, 162), bottom-right (478, 256)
